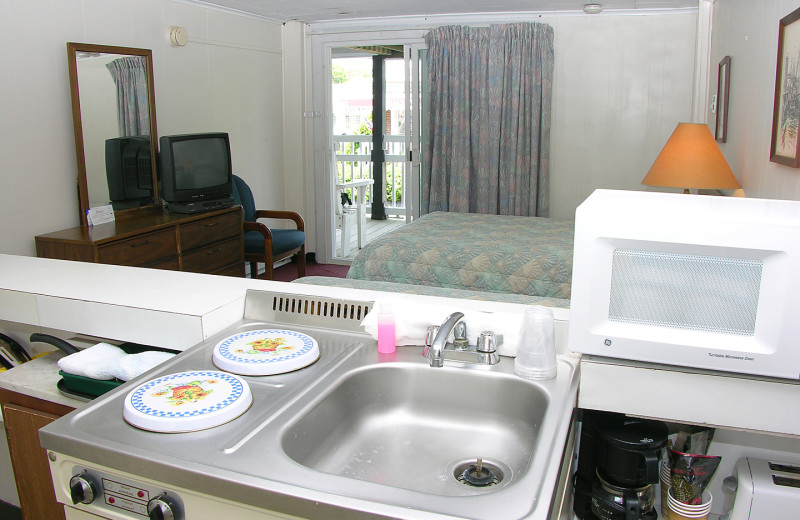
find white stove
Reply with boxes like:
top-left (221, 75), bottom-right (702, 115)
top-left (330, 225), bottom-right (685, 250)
top-left (42, 291), bottom-right (374, 520)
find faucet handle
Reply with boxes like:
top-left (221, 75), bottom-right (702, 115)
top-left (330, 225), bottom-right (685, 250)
top-left (477, 331), bottom-right (497, 353)
top-left (453, 321), bottom-right (469, 349)
top-left (425, 326), bottom-right (439, 346)
top-left (423, 325), bottom-right (439, 357)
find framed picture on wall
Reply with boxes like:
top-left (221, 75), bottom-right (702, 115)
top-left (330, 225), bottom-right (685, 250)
top-left (770, 7), bottom-right (800, 167)
top-left (716, 56), bottom-right (731, 143)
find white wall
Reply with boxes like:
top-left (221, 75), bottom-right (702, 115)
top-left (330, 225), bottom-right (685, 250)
top-left (710, 0), bottom-right (800, 200)
top-left (282, 22), bottom-right (316, 252)
top-left (549, 12), bottom-right (698, 218)
top-left (0, 0), bottom-right (285, 257)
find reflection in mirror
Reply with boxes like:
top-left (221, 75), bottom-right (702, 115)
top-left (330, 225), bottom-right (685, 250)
top-left (67, 43), bottom-right (159, 226)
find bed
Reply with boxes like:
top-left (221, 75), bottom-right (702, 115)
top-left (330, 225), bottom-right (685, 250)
top-left (345, 211), bottom-right (574, 299)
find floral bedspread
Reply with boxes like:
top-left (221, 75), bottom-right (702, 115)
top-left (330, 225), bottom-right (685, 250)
top-left (346, 212), bottom-right (574, 298)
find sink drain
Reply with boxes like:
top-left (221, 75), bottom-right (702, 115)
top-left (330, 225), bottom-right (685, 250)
top-left (453, 458), bottom-right (504, 487)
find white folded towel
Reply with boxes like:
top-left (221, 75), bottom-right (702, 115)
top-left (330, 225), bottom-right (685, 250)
top-left (58, 343), bottom-right (176, 381)
top-left (114, 351), bottom-right (175, 381)
top-left (361, 299), bottom-right (525, 357)
top-left (57, 343), bottom-right (127, 380)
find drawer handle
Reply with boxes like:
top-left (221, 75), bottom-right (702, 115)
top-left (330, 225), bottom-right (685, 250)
top-left (130, 240), bottom-right (150, 247)
top-left (206, 247), bottom-right (224, 255)
top-left (205, 222), bottom-right (220, 228)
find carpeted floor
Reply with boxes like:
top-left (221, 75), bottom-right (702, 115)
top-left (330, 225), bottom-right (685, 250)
top-left (272, 261), bottom-right (350, 282)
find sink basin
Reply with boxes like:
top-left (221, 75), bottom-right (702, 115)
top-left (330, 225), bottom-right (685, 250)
top-left (281, 362), bottom-right (549, 496)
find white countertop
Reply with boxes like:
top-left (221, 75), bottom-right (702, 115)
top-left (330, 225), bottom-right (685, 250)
top-left (0, 253), bottom-right (572, 411)
top-left (0, 351), bottom-right (84, 408)
top-left (0, 254), bottom-right (248, 350)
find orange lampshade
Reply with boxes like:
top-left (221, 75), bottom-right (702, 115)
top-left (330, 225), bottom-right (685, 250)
top-left (642, 123), bottom-right (740, 191)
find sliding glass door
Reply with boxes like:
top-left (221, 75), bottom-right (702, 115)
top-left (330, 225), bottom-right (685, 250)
top-left (312, 34), bottom-right (425, 262)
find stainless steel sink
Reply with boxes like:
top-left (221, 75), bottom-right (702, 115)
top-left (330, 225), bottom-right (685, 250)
top-left (281, 363), bottom-right (548, 496)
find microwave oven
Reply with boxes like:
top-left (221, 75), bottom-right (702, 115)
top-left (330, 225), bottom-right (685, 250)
top-left (568, 189), bottom-right (800, 380)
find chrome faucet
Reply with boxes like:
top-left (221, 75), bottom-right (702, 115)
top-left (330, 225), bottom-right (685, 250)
top-left (423, 312), bottom-right (464, 367)
top-left (423, 312), bottom-right (501, 367)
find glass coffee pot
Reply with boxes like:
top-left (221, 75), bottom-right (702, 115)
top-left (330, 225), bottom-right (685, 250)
top-left (590, 469), bottom-right (657, 520)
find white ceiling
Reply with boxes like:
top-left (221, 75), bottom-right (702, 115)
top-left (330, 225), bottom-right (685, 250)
top-left (190, 0), bottom-right (699, 23)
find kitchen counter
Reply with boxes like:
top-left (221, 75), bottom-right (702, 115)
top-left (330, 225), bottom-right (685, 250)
top-left (0, 254), bottom-right (571, 352)
top-left (0, 254), bottom-right (248, 351)
top-left (0, 351), bottom-right (83, 409)
top-left (578, 355), bottom-right (800, 437)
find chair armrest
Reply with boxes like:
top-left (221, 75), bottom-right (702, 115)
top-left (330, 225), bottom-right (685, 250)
top-left (253, 210), bottom-right (305, 232)
top-left (243, 221), bottom-right (272, 242)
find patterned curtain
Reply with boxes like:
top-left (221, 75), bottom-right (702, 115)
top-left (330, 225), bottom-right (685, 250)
top-left (422, 23), bottom-right (554, 217)
top-left (106, 56), bottom-right (150, 137)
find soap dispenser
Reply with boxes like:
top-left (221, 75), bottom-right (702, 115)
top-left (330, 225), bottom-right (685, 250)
top-left (377, 302), bottom-right (396, 354)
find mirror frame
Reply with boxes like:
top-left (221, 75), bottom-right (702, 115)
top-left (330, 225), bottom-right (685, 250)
top-left (67, 42), bottom-right (160, 227)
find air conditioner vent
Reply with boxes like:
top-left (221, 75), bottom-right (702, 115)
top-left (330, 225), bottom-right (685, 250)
top-left (272, 294), bottom-right (371, 321)
top-left (245, 290), bottom-right (372, 332)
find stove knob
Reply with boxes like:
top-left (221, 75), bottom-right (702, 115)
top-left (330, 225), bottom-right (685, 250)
top-left (147, 494), bottom-right (182, 520)
top-left (68, 475), bottom-right (97, 505)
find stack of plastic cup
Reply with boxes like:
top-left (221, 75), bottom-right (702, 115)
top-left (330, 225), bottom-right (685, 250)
top-left (667, 488), bottom-right (712, 520)
top-left (660, 462), bottom-right (671, 519)
top-left (514, 306), bottom-right (557, 380)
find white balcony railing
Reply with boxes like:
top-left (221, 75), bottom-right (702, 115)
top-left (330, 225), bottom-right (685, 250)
top-left (333, 134), bottom-right (406, 217)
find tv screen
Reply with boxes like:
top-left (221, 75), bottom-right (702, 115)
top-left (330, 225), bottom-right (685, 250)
top-left (159, 133), bottom-right (233, 205)
top-left (105, 136), bottom-right (153, 208)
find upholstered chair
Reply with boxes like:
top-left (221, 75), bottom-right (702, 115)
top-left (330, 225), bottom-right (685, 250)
top-left (231, 175), bottom-right (306, 280)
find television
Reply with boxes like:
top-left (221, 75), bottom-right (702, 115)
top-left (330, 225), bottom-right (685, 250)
top-left (159, 132), bottom-right (234, 214)
top-left (105, 136), bottom-right (154, 209)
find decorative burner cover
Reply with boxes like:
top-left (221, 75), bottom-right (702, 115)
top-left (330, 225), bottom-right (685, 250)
top-left (212, 329), bottom-right (319, 376)
top-left (123, 370), bottom-right (252, 433)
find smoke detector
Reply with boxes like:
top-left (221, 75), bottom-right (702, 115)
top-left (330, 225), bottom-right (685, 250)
top-left (169, 26), bottom-right (188, 47)
top-left (583, 3), bottom-right (603, 14)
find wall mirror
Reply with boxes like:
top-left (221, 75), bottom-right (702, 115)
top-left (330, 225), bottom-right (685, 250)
top-left (67, 42), bottom-right (159, 226)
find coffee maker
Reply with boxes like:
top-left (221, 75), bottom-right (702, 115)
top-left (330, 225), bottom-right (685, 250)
top-left (574, 411), bottom-right (668, 520)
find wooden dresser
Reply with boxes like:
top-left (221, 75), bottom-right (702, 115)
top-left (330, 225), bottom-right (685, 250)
top-left (35, 206), bottom-right (244, 277)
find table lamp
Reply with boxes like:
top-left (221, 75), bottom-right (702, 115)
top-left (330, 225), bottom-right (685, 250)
top-left (642, 123), bottom-right (740, 194)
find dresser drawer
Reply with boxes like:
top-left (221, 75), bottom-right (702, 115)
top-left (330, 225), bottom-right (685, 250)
top-left (143, 256), bottom-right (181, 271)
top-left (211, 262), bottom-right (246, 278)
top-left (180, 210), bottom-right (242, 252)
top-left (182, 237), bottom-right (242, 273)
top-left (97, 229), bottom-right (178, 266)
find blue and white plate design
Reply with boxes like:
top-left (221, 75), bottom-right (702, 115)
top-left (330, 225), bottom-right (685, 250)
top-left (212, 329), bottom-right (320, 376)
top-left (122, 370), bottom-right (252, 433)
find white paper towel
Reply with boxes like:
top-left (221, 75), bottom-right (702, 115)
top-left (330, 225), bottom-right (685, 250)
top-left (58, 343), bottom-right (175, 381)
top-left (114, 351), bottom-right (176, 381)
top-left (57, 342), bottom-right (127, 380)
top-left (361, 298), bottom-right (526, 357)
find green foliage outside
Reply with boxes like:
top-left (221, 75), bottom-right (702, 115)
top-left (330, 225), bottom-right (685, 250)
top-left (332, 64), bottom-right (349, 84)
